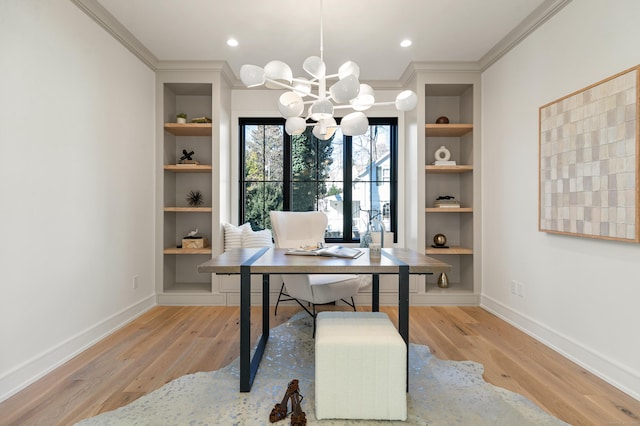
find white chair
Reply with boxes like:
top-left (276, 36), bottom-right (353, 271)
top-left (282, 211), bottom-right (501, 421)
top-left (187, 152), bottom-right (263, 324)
top-left (269, 211), bottom-right (370, 334)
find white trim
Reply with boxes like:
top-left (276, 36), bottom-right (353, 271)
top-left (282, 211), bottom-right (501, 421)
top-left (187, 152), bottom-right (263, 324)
top-left (0, 295), bottom-right (156, 403)
top-left (481, 295), bottom-right (640, 402)
top-left (70, 0), bottom-right (158, 70)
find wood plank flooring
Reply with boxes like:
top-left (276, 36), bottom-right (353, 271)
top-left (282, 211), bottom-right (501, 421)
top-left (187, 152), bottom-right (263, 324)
top-left (1, 306), bottom-right (638, 425)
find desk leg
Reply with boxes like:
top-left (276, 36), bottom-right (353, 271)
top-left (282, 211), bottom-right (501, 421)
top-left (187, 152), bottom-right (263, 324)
top-left (240, 265), bottom-right (251, 392)
top-left (238, 247), bottom-right (270, 392)
top-left (398, 265), bottom-right (409, 391)
top-left (372, 274), bottom-right (380, 312)
top-left (262, 274), bottom-right (270, 340)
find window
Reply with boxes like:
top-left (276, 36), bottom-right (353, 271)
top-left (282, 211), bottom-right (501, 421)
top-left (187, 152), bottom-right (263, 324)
top-left (240, 117), bottom-right (397, 243)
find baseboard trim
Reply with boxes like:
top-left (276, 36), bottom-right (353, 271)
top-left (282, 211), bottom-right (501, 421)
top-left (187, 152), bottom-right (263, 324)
top-left (481, 295), bottom-right (640, 402)
top-left (0, 295), bottom-right (156, 403)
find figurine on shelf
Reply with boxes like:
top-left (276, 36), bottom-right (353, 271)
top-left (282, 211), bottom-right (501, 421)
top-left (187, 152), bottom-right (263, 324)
top-left (435, 116), bottom-right (449, 124)
top-left (179, 149), bottom-right (199, 165)
top-left (186, 190), bottom-right (204, 207)
top-left (434, 145), bottom-right (456, 166)
top-left (432, 233), bottom-right (449, 249)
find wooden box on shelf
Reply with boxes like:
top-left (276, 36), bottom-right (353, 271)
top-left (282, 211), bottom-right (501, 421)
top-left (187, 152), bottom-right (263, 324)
top-left (182, 238), bottom-right (209, 249)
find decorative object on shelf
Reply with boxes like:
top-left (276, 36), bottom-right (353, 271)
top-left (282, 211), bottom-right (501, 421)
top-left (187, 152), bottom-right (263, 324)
top-left (434, 195), bottom-right (460, 209)
top-left (435, 116), bottom-right (450, 124)
top-left (176, 113), bottom-right (187, 124)
top-left (437, 272), bottom-right (450, 288)
top-left (434, 145), bottom-right (456, 166)
top-left (191, 116), bottom-right (212, 123)
top-left (432, 233), bottom-right (449, 248)
top-left (186, 190), bottom-right (204, 207)
top-left (178, 149), bottom-right (199, 165)
top-left (181, 228), bottom-right (209, 249)
top-left (239, 0), bottom-right (417, 140)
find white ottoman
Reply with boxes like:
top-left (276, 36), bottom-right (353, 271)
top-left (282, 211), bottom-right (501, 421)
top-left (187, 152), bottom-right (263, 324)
top-left (315, 312), bottom-right (407, 420)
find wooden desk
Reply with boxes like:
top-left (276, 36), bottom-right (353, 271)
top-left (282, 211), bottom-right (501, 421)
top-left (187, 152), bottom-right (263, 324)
top-left (198, 247), bottom-right (450, 392)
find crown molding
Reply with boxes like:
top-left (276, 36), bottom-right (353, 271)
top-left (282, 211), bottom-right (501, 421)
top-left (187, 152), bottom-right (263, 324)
top-left (156, 60), bottom-right (236, 86)
top-left (399, 61), bottom-right (481, 86)
top-left (71, 0), bottom-right (158, 70)
top-left (478, 0), bottom-right (572, 71)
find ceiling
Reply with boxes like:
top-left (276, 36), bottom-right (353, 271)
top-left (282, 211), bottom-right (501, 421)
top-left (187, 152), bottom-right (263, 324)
top-left (90, 0), bottom-right (565, 82)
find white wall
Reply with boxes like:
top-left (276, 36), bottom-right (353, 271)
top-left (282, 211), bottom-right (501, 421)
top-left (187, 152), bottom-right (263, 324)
top-left (481, 0), bottom-right (640, 399)
top-left (0, 0), bottom-right (156, 401)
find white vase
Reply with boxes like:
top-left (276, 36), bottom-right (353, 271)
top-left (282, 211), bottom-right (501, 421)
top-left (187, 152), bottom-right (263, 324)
top-left (177, 117), bottom-right (187, 124)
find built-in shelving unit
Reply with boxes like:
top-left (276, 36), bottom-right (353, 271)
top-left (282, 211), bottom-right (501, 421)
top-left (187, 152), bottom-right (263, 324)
top-left (419, 80), bottom-right (480, 304)
top-left (160, 82), bottom-right (215, 297)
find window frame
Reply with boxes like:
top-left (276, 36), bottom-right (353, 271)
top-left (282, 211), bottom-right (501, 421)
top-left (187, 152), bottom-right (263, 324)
top-left (239, 117), bottom-right (398, 243)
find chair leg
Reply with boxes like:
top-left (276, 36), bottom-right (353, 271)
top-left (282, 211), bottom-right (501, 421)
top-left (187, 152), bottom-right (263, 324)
top-left (312, 304), bottom-right (317, 338)
top-left (274, 282), bottom-right (287, 316)
top-left (339, 297), bottom-right (357, 312)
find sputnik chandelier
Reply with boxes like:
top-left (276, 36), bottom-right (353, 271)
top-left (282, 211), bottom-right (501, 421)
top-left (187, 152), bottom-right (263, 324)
top-left (239, 0), bottom-right (417, 140)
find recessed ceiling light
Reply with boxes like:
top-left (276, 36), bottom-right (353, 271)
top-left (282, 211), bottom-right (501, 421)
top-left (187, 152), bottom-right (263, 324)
top-left (400, 39), bottom-right (412, 48)
top-left (227, 38), bottom-right (239, 47)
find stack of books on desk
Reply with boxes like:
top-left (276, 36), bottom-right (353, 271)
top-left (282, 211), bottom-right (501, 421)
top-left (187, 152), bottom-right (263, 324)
top-left (434, 198), bottom-right (461, 208)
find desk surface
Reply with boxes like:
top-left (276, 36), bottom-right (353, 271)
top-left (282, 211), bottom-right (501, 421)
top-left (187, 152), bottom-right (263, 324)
top-left (197, 247), bottom-right (451, 275)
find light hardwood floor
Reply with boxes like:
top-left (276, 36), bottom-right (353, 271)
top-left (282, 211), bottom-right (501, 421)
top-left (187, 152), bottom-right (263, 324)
top-left (1, 306), bottom-right (638, 425)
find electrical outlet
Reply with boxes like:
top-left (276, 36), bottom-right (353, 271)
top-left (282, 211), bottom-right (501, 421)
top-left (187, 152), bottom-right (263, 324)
top-left (132, 275), bottom-right (139, 289)
top-left (511, 280), bottom-right (524, 297)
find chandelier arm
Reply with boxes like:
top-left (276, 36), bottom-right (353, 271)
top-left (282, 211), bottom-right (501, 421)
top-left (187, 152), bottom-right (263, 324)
top-left (291, 77), bottom-right (320, 86)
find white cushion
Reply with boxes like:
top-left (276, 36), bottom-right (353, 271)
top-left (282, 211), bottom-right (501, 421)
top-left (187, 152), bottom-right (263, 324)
top-left (315, 312), bottom-right (407, 421)
top-left (241, 227), bottom-right (274, 248)
top-left (223, 222), bottom-right (251, 251)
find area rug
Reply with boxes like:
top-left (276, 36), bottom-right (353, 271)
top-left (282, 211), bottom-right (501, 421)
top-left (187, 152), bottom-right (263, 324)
top-left (77, 313), bottom-right (568, 425)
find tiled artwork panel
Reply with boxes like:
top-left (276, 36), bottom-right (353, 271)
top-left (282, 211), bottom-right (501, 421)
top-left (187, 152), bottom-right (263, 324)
top-left (540, 70), bottom-right (637, 240)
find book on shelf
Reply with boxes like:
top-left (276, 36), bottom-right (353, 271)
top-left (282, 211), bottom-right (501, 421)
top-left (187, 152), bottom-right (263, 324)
top-left (286, 245), bottom-right (364, 259)
top-left (434, 201), bottom-right (461, 208)
top-left (433, 160), bottom-right (457, 166)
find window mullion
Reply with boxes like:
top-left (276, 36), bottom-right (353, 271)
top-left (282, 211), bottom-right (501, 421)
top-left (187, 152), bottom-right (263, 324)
top-left (343, 135), bottom-right (353, 242)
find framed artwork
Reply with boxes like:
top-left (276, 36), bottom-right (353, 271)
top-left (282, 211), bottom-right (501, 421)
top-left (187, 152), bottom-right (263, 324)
top-left (539, 65), bottom-right (640, 242)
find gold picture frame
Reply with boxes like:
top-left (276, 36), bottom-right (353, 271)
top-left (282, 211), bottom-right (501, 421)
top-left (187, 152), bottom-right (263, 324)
top-left (539, 65), bottom-right (640, 242)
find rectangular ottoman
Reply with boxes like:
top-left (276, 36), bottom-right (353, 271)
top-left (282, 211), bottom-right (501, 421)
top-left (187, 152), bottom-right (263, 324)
top-left (315, 311), bottom-right (407, 420)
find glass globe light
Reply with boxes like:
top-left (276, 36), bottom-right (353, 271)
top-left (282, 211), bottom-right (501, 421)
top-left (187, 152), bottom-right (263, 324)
top-left (239, 64), bottom-right (265, 88)
top-left (285, 117), bottom-right (307, 135)
top-left (329, 74), bottom-right (360, 104)
top-left (341, 112), bottom-right (369, 136)
top-left (278, 92), bottom-right (304, 118)
top-left (395, 90), bottom-right (418, 111)
top-left (264, 60), bottom-right (292, 89)
top-left (303, 56), bottom-right (326, 79)
top-left (309, 99), bottom-right (334, 121)
top-left (350, 84), bottom-right (375, 111)
top-left (338, 61), bottom-right (360, 80)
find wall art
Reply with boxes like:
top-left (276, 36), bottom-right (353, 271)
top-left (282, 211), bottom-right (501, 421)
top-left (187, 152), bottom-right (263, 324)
top-left (539, 65), bottom-right (639, 242)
